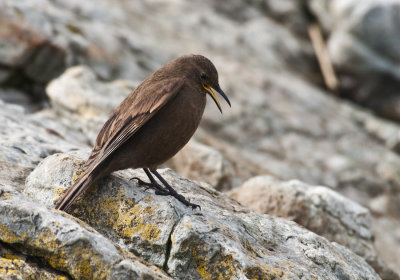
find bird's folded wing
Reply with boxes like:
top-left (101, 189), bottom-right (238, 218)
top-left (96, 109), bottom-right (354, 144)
top-left (85, 77), bottom-right (185, 170)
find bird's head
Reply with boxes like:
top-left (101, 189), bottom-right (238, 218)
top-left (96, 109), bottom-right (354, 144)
top-left (190, 55), bottom-right (231, 113)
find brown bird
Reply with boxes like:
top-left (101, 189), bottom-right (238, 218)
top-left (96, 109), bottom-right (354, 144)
top-left (55, 54), bottom-right (230, 211)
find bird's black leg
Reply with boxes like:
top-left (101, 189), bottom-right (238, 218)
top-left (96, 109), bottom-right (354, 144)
top-left (133, 169), bottom-right (200, 209)
top-left (132, 168), bottom-right (168, 195)
top-left (150, 170), bottom-right (200, 210)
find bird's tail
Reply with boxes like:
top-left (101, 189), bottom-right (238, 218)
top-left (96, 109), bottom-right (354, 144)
top-left (55, 169), bottom-right (99, 211)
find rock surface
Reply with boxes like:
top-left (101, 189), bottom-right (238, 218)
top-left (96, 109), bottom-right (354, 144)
top-left (0, 0), bottom-right (162, 104)
top-left (230, 175), bottom-right (398, 280)
top-left (168, 140), bottom-right (236, 191)
top-left (0, 0), bottom-right (399, 278)
top-left (0, 242), bottom-right (68, 280)
top-left (23, 151), bottom-right (380, 280)
top-left (308, 0), bottom-right (400, 121)
top-left (0, 100), bottom-right (80, 191)
top-left (0, 185), bottom-right (171, 280)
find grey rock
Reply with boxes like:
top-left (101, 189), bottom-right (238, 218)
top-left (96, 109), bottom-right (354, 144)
top-left (168, 140), bottom-right (236, 191)
top-left (46, 65), bottom-right (137, 143)
top-left (47, 66), bottom-right (136, 117)
top-left (25, 150), bottom-right (175, 268)
top-left (308, 0), bottom-right (400, 121)
top-left (213, 0), bottom-right (310, 34)
top-left (230, 175), bottom-right (398, 279)
top-left (0, 0), bottom-right (163, 100)
top-left (0, 88), bottom-right (39, 113)
top-left (0, 242), bottom-right (69, 280)
top-left (372, 216), bottom-right (400, 280)
top-left (0, 100), bottom-right (78, 191)
top-left (199, 72), bottom-right (400, 209)
top-left (0, 185), bottom-right (171, 280)
top-left (24, 151), bottom-right (381, 279)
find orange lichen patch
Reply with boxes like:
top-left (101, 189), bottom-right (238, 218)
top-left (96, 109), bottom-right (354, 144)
top-left (28, 228), bottom-right (69, 273)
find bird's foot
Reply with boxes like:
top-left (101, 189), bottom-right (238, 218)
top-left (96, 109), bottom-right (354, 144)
top-left (131, 177), bottom-right (200, 210)
top-left (157, 188), bottom-right (201, 210)
top-left (131, 177), bottom-right (168, 194)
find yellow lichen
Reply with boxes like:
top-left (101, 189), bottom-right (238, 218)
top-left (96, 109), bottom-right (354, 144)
top-left (3, 252), bottom-right (22, 261)
top-left (0, 224), bottom-right (27, 243)
top-left (192, 247), bottom-right (238, 280)
top-left (0, 190), bottom-right (12, 201)
top-left (72, 170), bottom-right (84, 181)
top-left (53, 168), bottom-right (84, 203)
top-left (77, 258), bottom-right (92, 278)
top-left (0, 255), bottom-right (69, 280)
top-left (53, 186), bottom-right (67, 200)
top-left (0, 210), bottom-right (111, 279)
top-left (242, 240), bottom-right (268, 260)
top-left (75, 194), bottom-right (162, 243)
top-left (243, 265), bottom-right (286, 280)
top-left (184, 222), bottom-right (193, 229)
top-left (113, 203), bottom-right (161, 242)
top-left (48, 255), bottom-right (67, 270)
top-left (0, 257), bottom-right (19, 273)
top-left (31, 229), bottom-right (59, 251)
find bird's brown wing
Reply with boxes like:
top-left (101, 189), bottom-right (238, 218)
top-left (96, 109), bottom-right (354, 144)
top-left (85, 77), bottom-right (185, 170)
top-left (55, 77), bottom-right (184, 211)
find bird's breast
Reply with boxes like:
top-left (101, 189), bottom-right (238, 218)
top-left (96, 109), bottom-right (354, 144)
top-left (112, 86), bottom-right (207, 170)
top-left (156, 86), bottom-right (206, 144)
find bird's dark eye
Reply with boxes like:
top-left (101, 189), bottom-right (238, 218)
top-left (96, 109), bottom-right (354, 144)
top-left (200, 72), bottom-right (207, 80)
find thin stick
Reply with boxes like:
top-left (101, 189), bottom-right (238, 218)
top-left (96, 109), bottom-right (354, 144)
top-left (308, 23), bottom-right (339, 92)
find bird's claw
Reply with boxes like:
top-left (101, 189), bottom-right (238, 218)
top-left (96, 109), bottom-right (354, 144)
top-left (131, 177), bottom-right (147, 185)
top-left (167, 191), bottom-right (200, 210)
top-left (132, 177), bottom-right (168, 193)
top-left (131, 176), bottom-right (201, 210)
top-left (188, 202), bottom-right (201, 210)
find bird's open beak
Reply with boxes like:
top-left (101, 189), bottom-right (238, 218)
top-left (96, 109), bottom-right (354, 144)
top-left (203, 84), bottom-right (231, 113)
